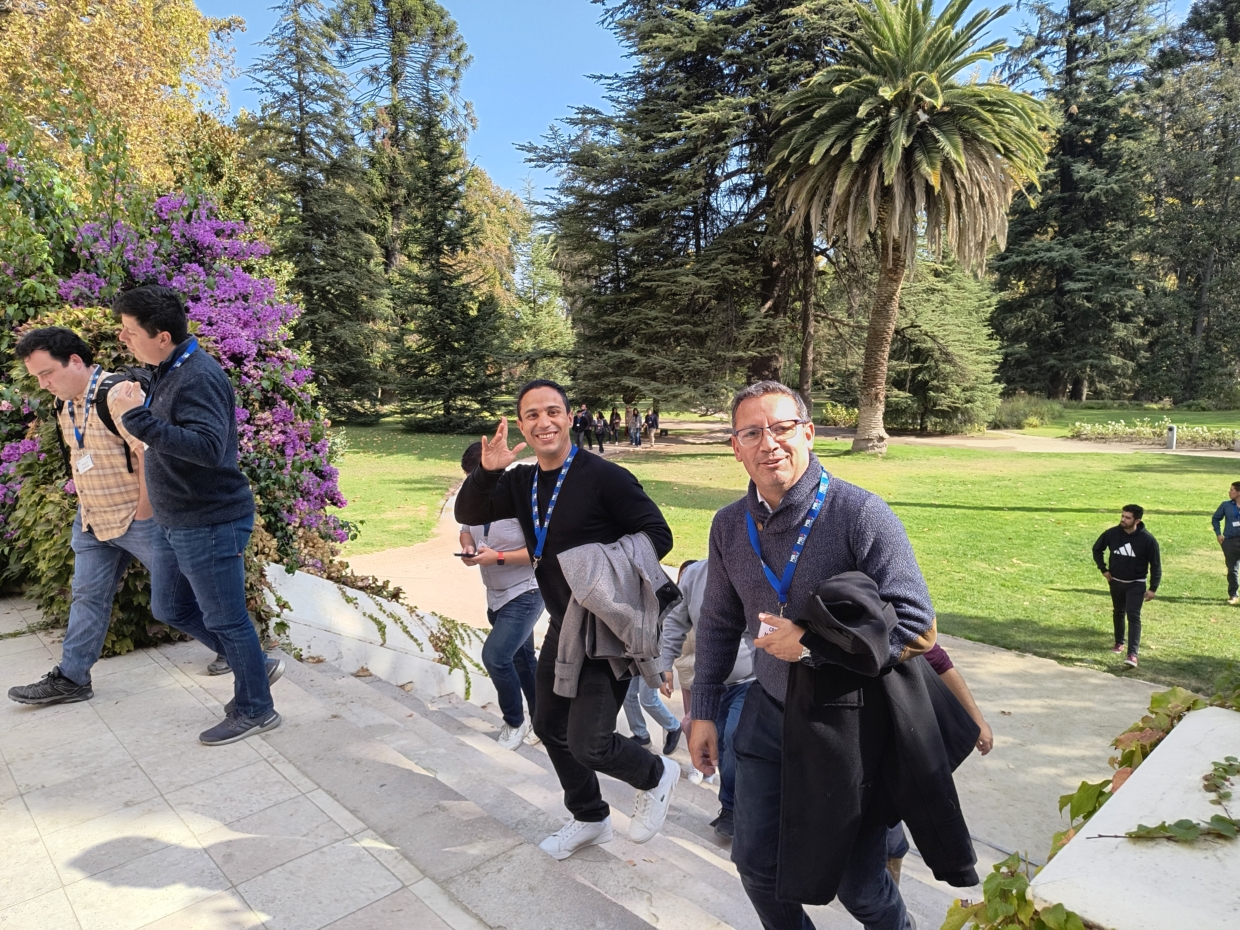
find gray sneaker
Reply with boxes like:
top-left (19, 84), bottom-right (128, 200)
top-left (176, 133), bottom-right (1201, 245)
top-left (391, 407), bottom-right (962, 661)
top-left (8, 668), bottom-right (93, 705)
top-left (207, 653), bottom-right (231, 675)
top-left (200, 709), bottom-right (282, 745)
top-left (224, 656), bottom-right (285, 715)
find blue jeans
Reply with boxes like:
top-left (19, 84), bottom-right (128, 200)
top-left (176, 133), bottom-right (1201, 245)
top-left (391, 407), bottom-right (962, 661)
top-left (886, 825), bottom-right (909, 860)
top-left (156, 514), bottom-right (272, 719)
top-left (623, 675), bottom-right (679, 740)
top-left (715, 680), bottom-right (751, 811)
top-left (732, 684), bottom-right (909, 930)
top-left (483, 589), bottom-right (542, 727)
top-left (60, 513), bottom-right (223, 686)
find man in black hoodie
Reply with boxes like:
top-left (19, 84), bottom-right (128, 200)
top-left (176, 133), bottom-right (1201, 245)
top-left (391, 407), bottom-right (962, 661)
top-left (1092, 505), bottom-right (1161, 669)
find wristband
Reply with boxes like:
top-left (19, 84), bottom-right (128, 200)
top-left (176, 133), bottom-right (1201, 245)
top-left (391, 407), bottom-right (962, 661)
top-left (496, 551), bottom-right (505, 565)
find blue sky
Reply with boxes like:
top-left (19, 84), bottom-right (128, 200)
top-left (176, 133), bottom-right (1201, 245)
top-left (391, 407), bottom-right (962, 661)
top-left (197, 1), bottom-right (1190, 197)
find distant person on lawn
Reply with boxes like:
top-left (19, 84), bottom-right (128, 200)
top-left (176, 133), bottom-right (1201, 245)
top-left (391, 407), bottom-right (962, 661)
top-left (1212, 481), bottom-right (1240, 605)
top-left (108, 285), bottom-right (282, 745)
top-left (458, 441), bottom-right (544, 750)
top-left (8, 327), bottom-right (240, 706)
top-left (1092, 504), bottom-right (1161, 669)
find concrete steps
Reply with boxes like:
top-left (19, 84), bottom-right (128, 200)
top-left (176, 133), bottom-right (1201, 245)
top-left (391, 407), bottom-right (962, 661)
top-left (265, 653), bottom-right (966, 930)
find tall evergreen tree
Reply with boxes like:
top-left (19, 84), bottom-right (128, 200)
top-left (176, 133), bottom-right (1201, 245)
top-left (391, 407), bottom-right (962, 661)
top-left (249, 0), bottom-right (389, 422)
top-left (991, 0), bottom-right (1159, 400)
top-left (524, 1), bottom-right (849, 410)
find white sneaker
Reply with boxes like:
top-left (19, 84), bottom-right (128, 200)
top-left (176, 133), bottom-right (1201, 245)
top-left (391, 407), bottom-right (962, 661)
top-left (688, 768), bottom-right (704, 785)
top-left (630, 756), bottom-right (680, 843)
top-left (524, 729), bottom-right (541, 746)
top-left (538, 817), bottom-right (614, 860)
top-left (496, 720), bottom-right (530, 751)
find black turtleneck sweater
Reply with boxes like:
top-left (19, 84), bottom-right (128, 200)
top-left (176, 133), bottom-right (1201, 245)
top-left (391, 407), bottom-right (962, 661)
top-left (453, 448), bottom-right (672, 626)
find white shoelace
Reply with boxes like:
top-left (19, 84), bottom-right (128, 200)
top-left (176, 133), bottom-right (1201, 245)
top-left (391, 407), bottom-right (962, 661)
top-left (556, 819), bottom-right (589, 841)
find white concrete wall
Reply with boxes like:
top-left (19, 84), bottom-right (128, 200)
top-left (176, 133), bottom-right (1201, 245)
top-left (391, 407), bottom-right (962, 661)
top-left (266, 566), bottom-right (498, 706)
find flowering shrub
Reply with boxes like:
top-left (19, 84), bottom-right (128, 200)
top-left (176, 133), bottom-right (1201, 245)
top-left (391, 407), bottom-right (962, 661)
top-left (1067, 417), bottom-right (1239, 449)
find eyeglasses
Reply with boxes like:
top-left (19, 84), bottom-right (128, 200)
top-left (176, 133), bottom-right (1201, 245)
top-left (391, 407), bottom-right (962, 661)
top-left (731, 419), bottom-right (809, 447)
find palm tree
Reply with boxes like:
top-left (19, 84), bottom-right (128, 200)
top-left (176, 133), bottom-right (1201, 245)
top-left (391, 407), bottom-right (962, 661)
top-left (769, 0), bottom-right (1048, 453)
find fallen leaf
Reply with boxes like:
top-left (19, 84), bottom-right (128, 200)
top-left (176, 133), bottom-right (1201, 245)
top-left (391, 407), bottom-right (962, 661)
top-left (625, 859), bottom-right (636, 866)
top-left (1000, 710), bottom-right (1012, 716)
top-left (354, 666), bottom-right (373, 678)
top-left (305, 655), bottom-right (325, 664)
top-left (400, 682), bottom-right (416, 692)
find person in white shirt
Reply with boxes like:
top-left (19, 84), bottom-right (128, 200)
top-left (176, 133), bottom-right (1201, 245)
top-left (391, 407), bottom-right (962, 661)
top-left (459, 442), bottom-right (544, 749)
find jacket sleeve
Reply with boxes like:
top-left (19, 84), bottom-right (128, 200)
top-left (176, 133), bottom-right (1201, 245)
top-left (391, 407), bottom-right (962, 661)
top-left (454, 466), bottom-right (519, 525)
top-left (851, 496), bottom-right (936, 666)
top-left (1213, 504), bottom-right (1226, 536)
top-left (692, 519), bottom-right (746, 721)
top-left (601, 466), bottom-right (673, 559)
top-left (120, 375), bottom-right (232, 467)
top-left (1092, 532), bottom-right (1108, 573)
top-left (657, 566), bottom-right (698, 673)
top-left (1148, 536), bottom-right (1162, 592)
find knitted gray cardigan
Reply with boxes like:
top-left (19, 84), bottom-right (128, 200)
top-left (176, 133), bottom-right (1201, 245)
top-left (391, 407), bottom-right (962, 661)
top-left (692, 454), bottom-right (936, 721)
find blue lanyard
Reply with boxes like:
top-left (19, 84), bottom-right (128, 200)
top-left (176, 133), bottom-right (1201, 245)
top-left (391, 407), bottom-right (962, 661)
top-left (67, 365), bottom-right (103, 448)
top-left (143, 338), bottom-right (198, 408)
top-left (530, 446), bottom-right (577, 569)
top-left (745, 470), bottom-right (830, 615)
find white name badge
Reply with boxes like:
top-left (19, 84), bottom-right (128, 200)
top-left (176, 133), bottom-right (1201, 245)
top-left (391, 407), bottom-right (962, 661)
top-left (76, 453), bottom-right (94, 474)
top-left (1233, 520), bottom-right (1240, 527)
top-left (758, 620), bottom-right (779, 638)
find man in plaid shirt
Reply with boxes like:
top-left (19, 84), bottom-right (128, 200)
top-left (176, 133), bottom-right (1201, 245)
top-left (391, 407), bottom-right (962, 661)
top-left (7, 327), bottom-right (278, 706)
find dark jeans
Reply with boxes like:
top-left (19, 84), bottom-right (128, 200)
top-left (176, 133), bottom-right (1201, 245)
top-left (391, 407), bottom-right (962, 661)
top-left (886, 825), bottom-right (909, 860)
top-left (156, 514), bottom-right (273, 719)
top-left (532, 621), bottom-right (663, 822)
top-left (483, 589), bottom-right (542, 727)
top-left (1223, 538), bottom-right (1240, 599)
top-left (732, 684), bottom-right (909, 930)
top-left (60, 513), bottom-right (223, 686)
top-left (1109, 579), bottom-right (1145, 655)
top-left (716, 679), bottom-right (751, 811)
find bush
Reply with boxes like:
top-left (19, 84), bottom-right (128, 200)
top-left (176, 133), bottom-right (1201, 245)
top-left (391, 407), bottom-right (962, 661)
top-left (990, 395), bottom-right (1063, 429)
top-left (1067, 418), bottom-right (1240, 448)
top-left (816, 401), bottom-right (858, 427)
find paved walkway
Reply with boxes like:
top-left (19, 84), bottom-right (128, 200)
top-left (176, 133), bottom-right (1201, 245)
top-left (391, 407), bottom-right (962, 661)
top-left (0, 596), bottom-right (483, 930)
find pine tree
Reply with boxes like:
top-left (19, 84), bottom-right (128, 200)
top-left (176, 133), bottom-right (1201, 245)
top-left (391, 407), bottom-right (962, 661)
top-left (249, 0), bottom-right (390, 422)
top-left (991, 0), bottom-right (1159, 400)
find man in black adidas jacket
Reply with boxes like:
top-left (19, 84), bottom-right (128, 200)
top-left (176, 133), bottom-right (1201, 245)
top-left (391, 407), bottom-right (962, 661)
top-left (1092, 505), bottom-right (1161, 668)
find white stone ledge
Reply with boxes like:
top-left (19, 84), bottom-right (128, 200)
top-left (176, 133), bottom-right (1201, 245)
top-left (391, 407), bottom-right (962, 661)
top-left (1030, 705), bottom-right (1240, 930)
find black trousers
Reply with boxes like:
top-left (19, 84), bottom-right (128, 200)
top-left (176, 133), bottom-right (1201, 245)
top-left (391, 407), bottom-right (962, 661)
top-left (1223, 538), bottom-right (1240, 599)
top-left (532, 621), bottom-right (663, 822)
top-left (1109, 579), bottom-right (1145, 654)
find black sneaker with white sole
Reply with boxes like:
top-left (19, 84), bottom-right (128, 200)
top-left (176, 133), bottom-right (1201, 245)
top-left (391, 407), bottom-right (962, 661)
top-left (199, 709), bottom-right (282, 745)
top-left (8, 668), bottom-right (93, 705)
top-left (223, 656), bottom-right (285, 715)
top-left (207, 653), bottom-right (231, 675)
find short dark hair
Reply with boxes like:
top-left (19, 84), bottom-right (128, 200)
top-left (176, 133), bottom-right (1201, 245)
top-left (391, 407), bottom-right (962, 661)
top-left (112, 285), bottom-right (189, 343)
top-left (1123, 504), bottom-right (1144, 521)
top-left (516, 379), bottom-right (570, 416)
top-left (1232, 481), bottom-right (1240, 493)
top-left (677, 558), bottom-right (698, 584)
top-left (14, 327), bottom-right (94, 367)
top-left (461, 441), bottom-right (482, 475)
top-left (730, 380), bottom-right (809, 426)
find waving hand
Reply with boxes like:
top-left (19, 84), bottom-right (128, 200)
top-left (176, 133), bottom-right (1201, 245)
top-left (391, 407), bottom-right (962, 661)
top-left (480, 416), bottom-right (527, 471)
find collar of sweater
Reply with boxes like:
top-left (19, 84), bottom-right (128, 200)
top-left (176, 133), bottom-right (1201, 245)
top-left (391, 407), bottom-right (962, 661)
top-left (746, 453), bottom-right (825, 532)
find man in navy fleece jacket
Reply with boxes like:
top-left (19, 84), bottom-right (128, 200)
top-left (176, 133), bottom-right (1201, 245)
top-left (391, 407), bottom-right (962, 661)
top-left (688, 381), bottom-right (935, 930)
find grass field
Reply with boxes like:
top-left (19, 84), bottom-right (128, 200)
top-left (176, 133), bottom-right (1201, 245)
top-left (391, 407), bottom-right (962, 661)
top-left (1015, 406), bottom-right (1240, 438)
top-left (333, 428), bottom-right (1240, 692)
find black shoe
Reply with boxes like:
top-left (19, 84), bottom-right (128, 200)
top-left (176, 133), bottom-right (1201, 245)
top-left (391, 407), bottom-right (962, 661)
top-left (224, 656), bottom-right (286, 715)
top-left (200, 709), bottom-right (282, 745)
top-left (628, 733), bottom-right (652, 748)
top-left (663, 724), bottom-right (682, 755)
top-left (207, 653), bottom-right (231, 675)
top-left (8, 668), bottom-right (93, 705)
top-left (711, 807), bottom-right (735, 838)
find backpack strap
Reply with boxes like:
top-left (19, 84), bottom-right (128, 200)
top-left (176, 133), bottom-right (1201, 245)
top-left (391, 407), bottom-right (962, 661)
top-left (53, 399), bottom-right (72, 479)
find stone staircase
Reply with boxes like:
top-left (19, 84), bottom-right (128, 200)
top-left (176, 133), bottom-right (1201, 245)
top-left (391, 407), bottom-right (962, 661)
top-left (171, 644), bottom-right (973, 930)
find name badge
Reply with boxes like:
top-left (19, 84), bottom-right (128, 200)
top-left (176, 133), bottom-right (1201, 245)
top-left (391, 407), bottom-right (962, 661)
top-left (1233, 520), bottom-right (1240, 527)
top-left (76, 453), bottom-right (94, 474)
top-left (758, 619), bottom-right (779, 638)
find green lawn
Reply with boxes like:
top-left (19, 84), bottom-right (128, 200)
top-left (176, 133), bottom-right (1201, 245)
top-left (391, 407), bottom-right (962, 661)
top-left (333, 430), bottom-right (1240, 692)
top-left (1014, 406), bottom-right (1240, 437)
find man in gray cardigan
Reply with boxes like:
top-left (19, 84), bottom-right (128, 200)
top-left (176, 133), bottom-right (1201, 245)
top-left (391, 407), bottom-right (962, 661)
top-left (688, 382), bottom-right (935, 930)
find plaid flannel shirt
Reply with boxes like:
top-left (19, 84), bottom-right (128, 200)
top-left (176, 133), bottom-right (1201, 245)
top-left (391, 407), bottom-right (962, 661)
top-left (57, 371), bottom-right (144, 542)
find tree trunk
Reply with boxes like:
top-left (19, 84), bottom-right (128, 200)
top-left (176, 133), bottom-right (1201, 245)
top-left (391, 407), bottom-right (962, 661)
top-left (852, 228), bottom-right (905, 454)
top-left (797, 224), bottom-right (816, 417)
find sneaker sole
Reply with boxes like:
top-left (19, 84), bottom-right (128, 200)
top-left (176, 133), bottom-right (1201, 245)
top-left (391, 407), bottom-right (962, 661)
top-left (7, 689), bottom-right (93, 706)
top-left (200, 711), bottom-right (282, 746)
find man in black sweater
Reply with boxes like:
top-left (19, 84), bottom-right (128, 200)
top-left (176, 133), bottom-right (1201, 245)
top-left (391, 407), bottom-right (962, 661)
top-left (1092, 504), bottom-right (1161, 669)
top-left (109, 286), bottom-right (282, 745)
top-left (455, 379), bottom-right (679, 860)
